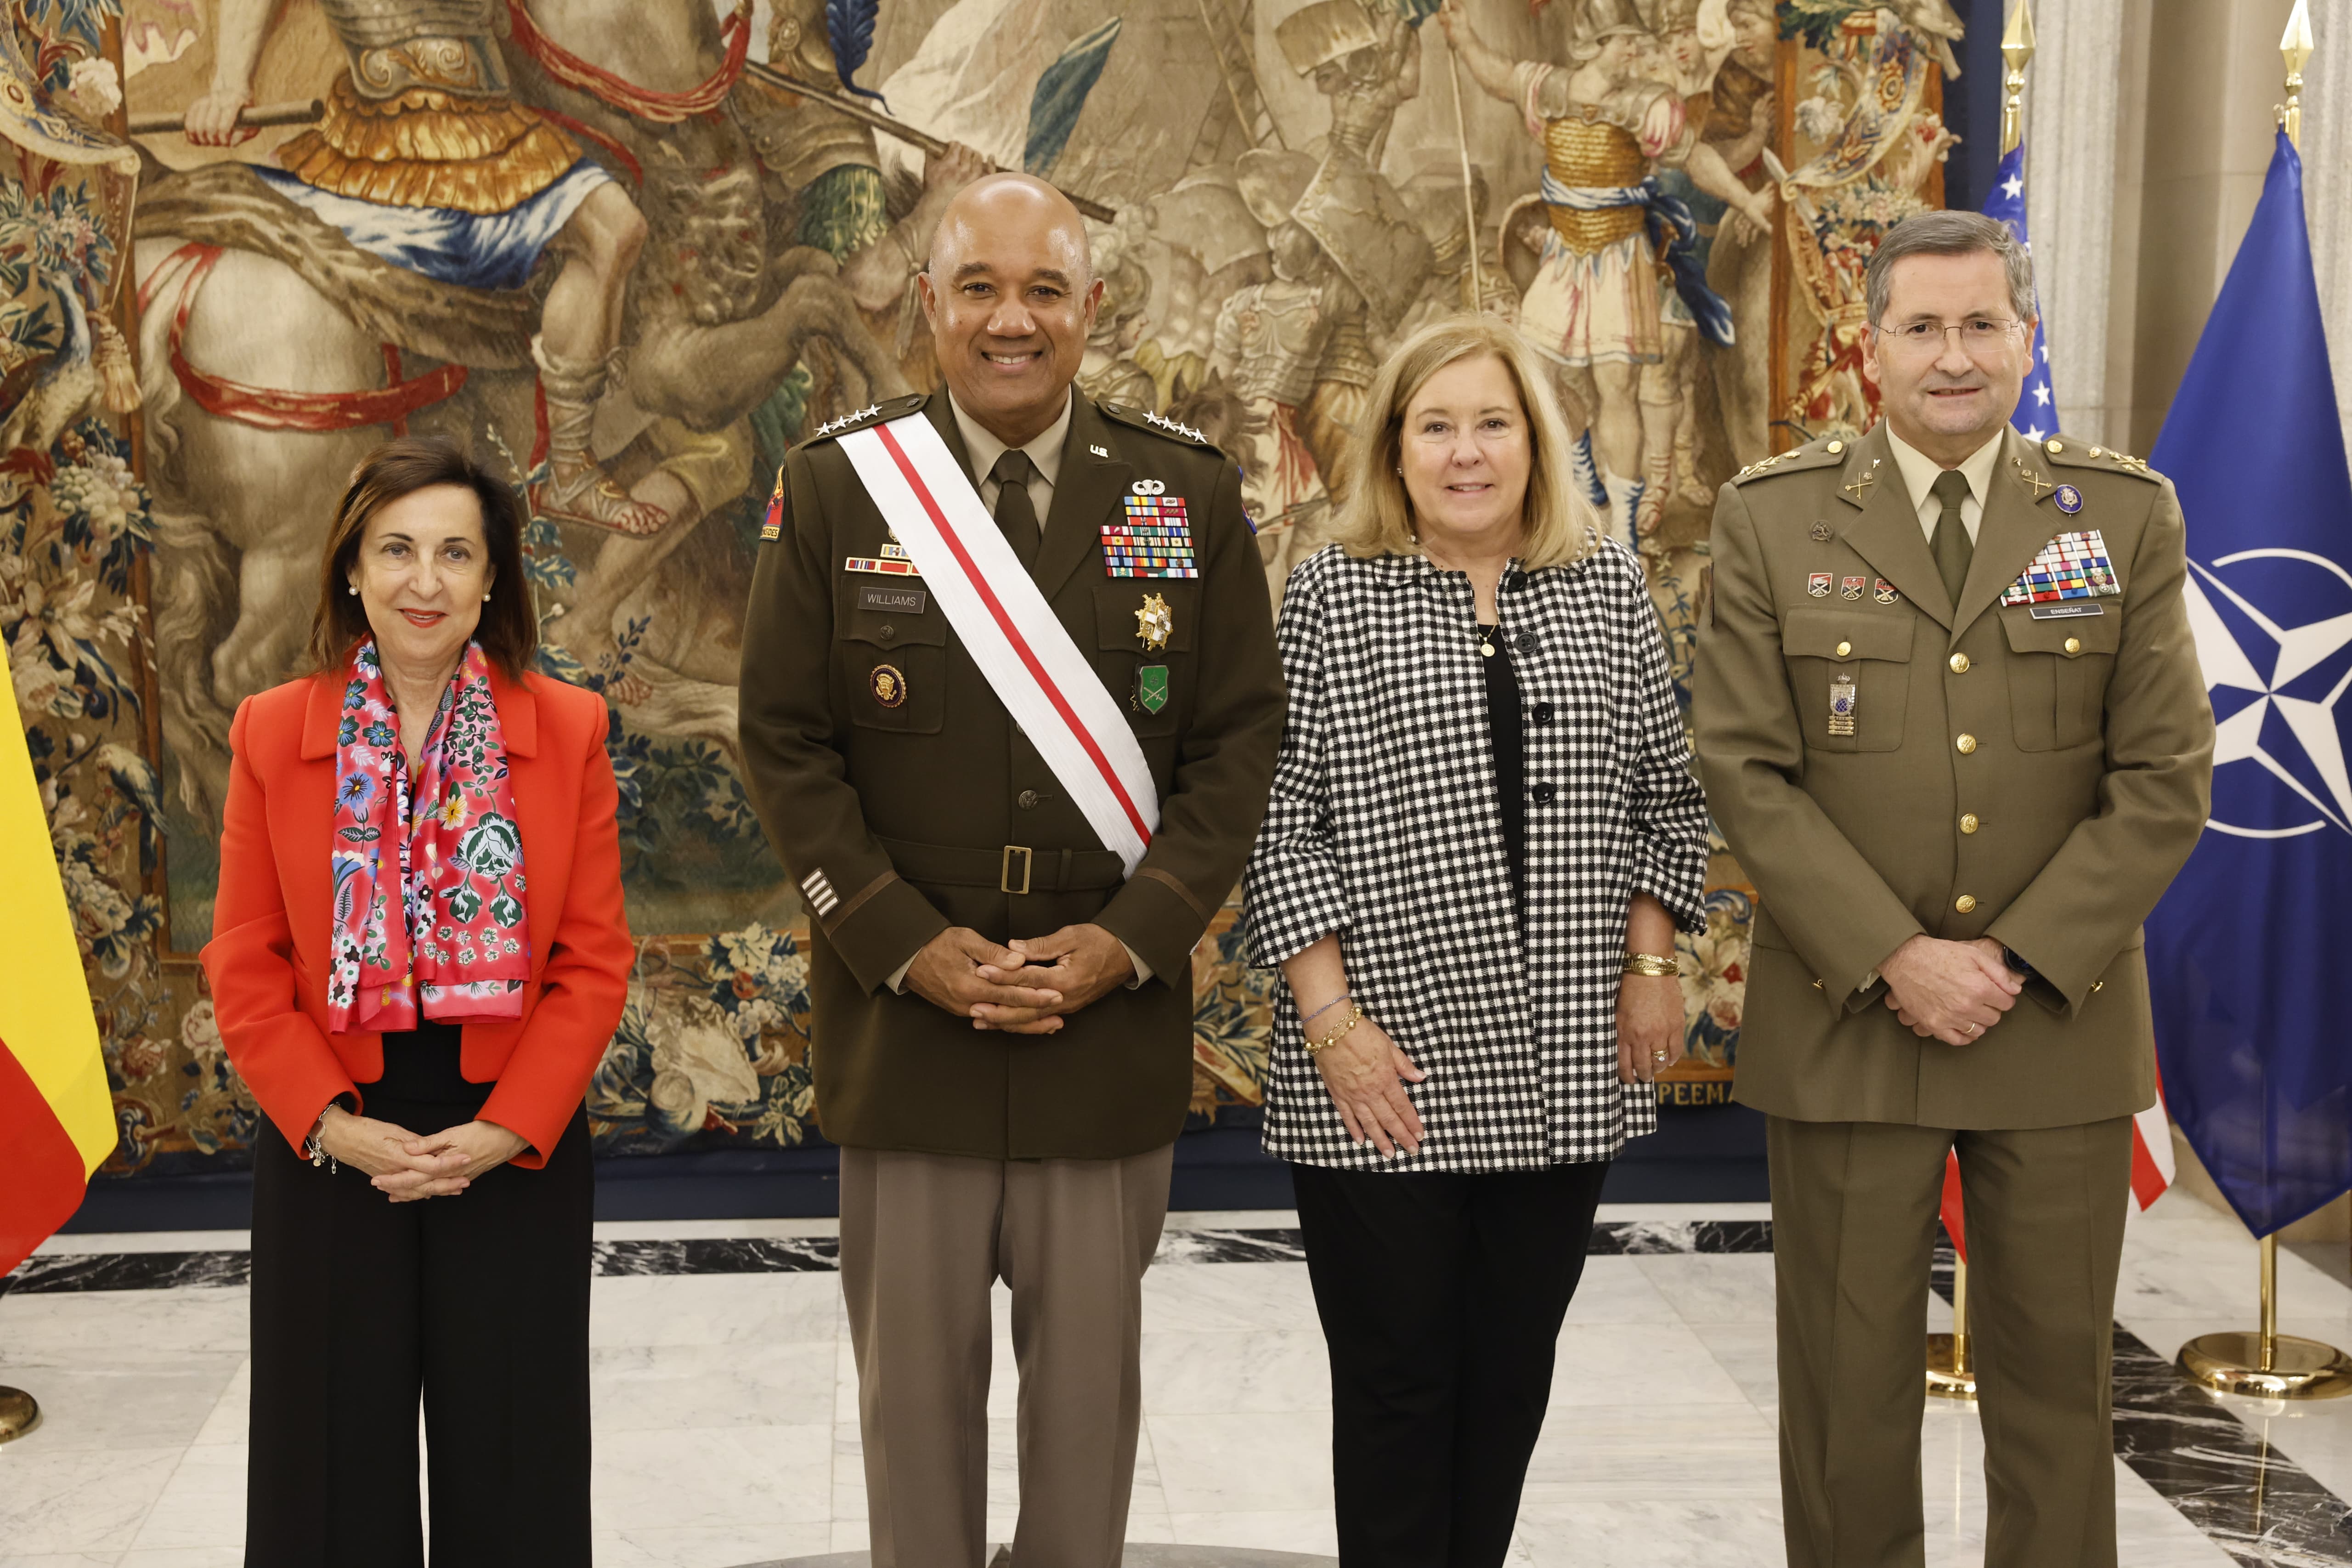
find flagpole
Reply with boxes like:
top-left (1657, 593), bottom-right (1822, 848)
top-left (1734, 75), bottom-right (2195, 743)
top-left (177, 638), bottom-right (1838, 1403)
top-left (1998, 0), bottom-right (2034, 157)
top-left (1926, 1247), bottom-right (1976, 1401)
top-left (2167, 0), bottom-right (2348, 1404)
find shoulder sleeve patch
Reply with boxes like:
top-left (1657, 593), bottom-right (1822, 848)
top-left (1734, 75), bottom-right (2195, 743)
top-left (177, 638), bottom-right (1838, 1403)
top-left (2043, 438), bottom-right (2165, 484)
top-left (1099, 401), bottom-right (1219, 450)
top-left (796, 393), bottom-right (928, 449)
top-left (758, 462), bottom-right (787, 542)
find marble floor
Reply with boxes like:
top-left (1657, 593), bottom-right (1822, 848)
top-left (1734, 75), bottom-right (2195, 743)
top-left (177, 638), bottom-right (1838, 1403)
top-left (3, 1196), bottom-right (2351, 1566)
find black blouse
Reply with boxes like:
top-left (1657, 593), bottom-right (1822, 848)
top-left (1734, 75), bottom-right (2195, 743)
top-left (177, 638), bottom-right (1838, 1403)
top-left (1477, 623), bottom-right (1526, 915)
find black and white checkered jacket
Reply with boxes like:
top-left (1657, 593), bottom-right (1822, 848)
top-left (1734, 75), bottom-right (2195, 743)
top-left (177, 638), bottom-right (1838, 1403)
top-left (1242, 541), bottom-right (1709, 1172)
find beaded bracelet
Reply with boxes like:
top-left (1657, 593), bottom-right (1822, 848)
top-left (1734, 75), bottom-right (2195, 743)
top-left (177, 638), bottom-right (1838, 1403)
top-left (1305, 1003), bottom-right (1366, 1057)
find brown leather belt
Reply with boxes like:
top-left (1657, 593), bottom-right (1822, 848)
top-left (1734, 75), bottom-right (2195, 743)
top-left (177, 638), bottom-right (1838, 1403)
top-left (874, 836), bottom-right (1125, 896)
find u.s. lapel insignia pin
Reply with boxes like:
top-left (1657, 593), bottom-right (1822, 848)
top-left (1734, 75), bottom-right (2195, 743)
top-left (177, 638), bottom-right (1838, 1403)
top-left (1135, 592), bottom-right (1174, 652)
top-left (2012, 457), bottom-right (2055, 500)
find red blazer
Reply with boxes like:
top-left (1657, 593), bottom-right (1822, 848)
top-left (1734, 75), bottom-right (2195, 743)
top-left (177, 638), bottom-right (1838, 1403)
top-left (201, 664), bottom-right (633, 1167)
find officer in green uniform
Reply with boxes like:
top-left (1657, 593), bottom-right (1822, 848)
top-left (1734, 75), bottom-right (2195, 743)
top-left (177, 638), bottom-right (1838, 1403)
top-left (1693, 211), bottom-right (2214, 1568)
top-left (736, 174), bottom-right (1283, 1568)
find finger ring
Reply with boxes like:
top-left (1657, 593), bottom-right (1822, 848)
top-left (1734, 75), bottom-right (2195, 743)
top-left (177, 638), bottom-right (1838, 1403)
top-left (1652, 1050), bottom-right (1668, 1062)
top-left (1965, 1023), bottom-right (1979, 1036)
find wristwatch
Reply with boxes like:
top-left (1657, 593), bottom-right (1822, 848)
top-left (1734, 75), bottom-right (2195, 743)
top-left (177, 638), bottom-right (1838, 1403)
top-left (2001, 946), bottom-right (2038, 982)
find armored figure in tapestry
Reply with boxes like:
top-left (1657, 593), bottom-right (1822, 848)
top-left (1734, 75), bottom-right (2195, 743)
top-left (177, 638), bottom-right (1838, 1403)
top-left (1442, 0), bottom-right (1762, 549)
top-left (187, 0), bottom-right (661, 533)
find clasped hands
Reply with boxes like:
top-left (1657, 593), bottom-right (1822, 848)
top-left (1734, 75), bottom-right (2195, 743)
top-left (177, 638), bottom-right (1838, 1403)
top-left (1880, 934), bottom-right (2023, 1046)
top-left (905, 923), bottom-right (1133, 1034)
top-left (312, 1105), bottom-right (531, 1203)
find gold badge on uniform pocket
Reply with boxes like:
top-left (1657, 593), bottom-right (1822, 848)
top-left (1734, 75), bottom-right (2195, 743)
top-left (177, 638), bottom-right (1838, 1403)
top-left (1135, 592), bottom-right (1174, 652)
top-left (870, 664), bottom-right (907, 708)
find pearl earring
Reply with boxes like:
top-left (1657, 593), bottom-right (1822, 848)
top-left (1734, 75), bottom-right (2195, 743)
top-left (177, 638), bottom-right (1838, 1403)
top-left (347, 584), bottom-right (357, 596)
top-left (481, 592), bottom-right (492, 602)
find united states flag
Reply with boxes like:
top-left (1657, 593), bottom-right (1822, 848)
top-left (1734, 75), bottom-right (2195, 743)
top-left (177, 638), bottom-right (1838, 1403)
top-left (1981, 143), bottom-right (2059, 443)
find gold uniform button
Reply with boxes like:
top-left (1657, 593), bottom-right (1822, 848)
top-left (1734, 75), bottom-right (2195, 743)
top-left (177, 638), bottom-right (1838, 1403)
top-left (1956, 733), bottom-right (1978, 754)
top-left (1826, 439), bottom-right (1844, 454)
top-left (1949, 652), bottom-right (1970, 673)
top-left (1960, 813), bottom-right (1979, 833)
top-left (2064, 636), bottom-right (2081, 655)
top-left (2046, 439), bottom-right (2065, 454)
top-left (1955, 894), bottom-right (1978, 913)
top-left (1836, 640), bottom-right (1852, 657)
top-left (2090, 447), bottom-right (2106, 458)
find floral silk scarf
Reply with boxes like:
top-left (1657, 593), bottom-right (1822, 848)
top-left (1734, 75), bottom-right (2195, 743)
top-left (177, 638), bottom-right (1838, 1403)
top-left (327, 639), bottom-right (530, 1034)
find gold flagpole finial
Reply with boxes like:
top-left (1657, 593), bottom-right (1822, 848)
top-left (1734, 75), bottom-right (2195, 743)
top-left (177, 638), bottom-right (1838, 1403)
top-left (2280, 0), bottom-right (2314, 149)
top-left (2000, 0), bottom-right (2037, 157)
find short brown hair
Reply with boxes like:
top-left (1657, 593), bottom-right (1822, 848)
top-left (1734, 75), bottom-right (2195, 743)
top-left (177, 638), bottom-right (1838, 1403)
top-left (309, 437), bottom-right (537, 679)
top-left (1865, 209), bottom-right (2037, 328)
top-left (1332, 315), bottom-right (1601, 574)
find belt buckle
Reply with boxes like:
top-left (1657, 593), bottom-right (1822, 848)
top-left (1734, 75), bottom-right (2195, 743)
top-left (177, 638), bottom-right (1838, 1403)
top-left (1000, 844), bottom-right (1033, 895)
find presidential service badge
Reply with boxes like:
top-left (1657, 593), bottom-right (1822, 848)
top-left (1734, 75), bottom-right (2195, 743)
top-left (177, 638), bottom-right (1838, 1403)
top-left (1135, 592), bottom-right (1174, 652)
top-left (1104, 481), bottom-right (1200, 579)
top-left (2053, 484), bottom-right (2084, 515)
top-left (870, 664), bottom-right (907, 708)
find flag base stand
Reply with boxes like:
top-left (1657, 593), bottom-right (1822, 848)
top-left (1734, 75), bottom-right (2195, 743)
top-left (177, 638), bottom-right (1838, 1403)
top-left (1927, 1256), bottom-right (1979, 1401)
top-left (0, 1387), bottom-right (39, 1442)
top-left (2176, 1236), bottom-right (2352, 1400)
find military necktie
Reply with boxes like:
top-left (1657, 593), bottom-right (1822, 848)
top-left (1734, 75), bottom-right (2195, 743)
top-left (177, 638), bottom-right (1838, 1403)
top-left (991, 450), bottom-right (1041, 571)
top-left (1930, 468), bottom-right (1973, 603)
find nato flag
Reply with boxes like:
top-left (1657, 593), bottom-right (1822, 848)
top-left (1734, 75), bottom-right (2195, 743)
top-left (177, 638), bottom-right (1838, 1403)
top-left (2145, 130), bottom-right (2352, 1236)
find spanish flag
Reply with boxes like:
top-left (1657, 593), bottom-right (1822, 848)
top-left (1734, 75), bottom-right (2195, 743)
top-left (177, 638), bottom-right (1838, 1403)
top-left (0, 679), bottom-right (113, 1276)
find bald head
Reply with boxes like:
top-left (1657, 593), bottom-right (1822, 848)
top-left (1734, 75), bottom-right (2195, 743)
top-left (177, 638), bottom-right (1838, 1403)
top-left (919, 170), bottom-right (1103, 448)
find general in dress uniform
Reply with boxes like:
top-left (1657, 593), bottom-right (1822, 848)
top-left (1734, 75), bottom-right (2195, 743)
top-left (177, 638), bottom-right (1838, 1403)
top-left (1693, 211), bottom-right (2215, 1568)
top-left (736, 174), bottom-right (1283, 1568)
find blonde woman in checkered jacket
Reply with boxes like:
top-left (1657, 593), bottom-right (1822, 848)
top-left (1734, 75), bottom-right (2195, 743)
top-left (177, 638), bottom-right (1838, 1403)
top-left (1242, 315), bottom-right (1710, 1567)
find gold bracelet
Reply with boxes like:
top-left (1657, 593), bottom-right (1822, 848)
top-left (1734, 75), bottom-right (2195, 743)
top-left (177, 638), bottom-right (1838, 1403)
top-left (1305, 1003), bottom-right (1365, 1057)
top-left (1622, 952), bottom-right (1680, 978)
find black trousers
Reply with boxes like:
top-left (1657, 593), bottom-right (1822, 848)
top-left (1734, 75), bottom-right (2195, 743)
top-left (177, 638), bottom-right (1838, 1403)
top-left (1292, 1159), bottom-right (1611, 1568)
top-left (246, 1023), bottom-right (594, 1568)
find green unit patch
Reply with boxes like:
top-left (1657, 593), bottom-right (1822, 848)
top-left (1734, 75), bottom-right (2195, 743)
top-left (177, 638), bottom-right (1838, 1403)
top-left (1133, 664), bottom-right (1169, 715)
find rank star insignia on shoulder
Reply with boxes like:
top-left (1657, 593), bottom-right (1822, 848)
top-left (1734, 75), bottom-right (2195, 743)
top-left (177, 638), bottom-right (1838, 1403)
top-left (1101, 402), bottom-right (1216, 449)
top-left (1732, 435), bottom-right (1851, 486)
top-left (2042, 438), bottom-right (2164, 483)
top-left (799, 395), bottom-right (925, 447)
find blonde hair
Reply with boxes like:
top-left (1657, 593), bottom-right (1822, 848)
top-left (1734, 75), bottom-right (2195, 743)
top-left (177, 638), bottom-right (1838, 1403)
top-left (1332, 315), bottom-right (1602, 574)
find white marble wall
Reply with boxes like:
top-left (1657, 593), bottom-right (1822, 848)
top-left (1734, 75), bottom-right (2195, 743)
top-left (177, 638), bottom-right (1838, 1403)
top-left (2018, 0), bottom-right (2128, 447)
top-left (2301, 0), bottom-right (2352, 436)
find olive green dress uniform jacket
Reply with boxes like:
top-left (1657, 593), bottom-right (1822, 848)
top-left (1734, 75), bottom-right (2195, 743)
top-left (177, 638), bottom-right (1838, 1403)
top-left (1693, 423), bottom-right (2215, 1129)
top-left (736, 389), bottom-right (1284, 1161)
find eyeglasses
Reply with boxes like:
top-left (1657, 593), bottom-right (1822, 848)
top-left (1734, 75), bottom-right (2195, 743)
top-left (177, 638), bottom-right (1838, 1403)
top-left (1873, 319), bottom-right (2031, 359)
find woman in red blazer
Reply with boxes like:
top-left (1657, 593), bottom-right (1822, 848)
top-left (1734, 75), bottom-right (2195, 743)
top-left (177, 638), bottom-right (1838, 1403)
top-left (202, 437), bottom-right (632, 1568)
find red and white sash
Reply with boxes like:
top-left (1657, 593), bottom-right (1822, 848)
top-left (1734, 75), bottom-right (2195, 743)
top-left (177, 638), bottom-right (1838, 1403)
top-left (836, 413), bottom-right (1158, 872)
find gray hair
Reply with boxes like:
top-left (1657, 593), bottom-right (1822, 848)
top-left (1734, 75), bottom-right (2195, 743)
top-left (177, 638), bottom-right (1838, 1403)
top-left (1864, 210), bottom-right (2036, 326)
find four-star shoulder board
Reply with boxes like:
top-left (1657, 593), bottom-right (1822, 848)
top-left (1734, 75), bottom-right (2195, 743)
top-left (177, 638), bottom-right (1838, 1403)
top-left (798, 394), bottom-right (927, 447)
top-left (1101, 402), bottom-right (1216, 448)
